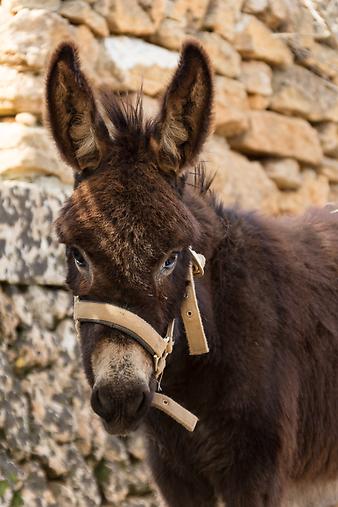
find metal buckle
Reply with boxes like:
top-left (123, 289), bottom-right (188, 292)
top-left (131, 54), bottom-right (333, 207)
top-left (189, 247), bottom-right (205, 277)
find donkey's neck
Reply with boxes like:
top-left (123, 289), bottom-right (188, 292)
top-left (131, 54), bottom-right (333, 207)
top-left (158, 189), bottom-right (225, 405)
top-left (182, 187), bottom-right (224, 263)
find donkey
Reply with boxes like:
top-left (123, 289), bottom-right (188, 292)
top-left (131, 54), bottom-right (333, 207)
top-left (46, 40), bottom-right (338, 506)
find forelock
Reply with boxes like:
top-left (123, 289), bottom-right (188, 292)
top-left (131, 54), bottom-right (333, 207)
top-left (56, 165), bottom-right (198, 286)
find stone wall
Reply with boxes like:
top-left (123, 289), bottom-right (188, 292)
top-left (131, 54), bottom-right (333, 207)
top-left (0, 0), bottom-right (338, 505)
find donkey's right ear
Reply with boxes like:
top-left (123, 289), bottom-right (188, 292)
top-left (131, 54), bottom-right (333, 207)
top-left (46, 43), bottom-right (110, 172)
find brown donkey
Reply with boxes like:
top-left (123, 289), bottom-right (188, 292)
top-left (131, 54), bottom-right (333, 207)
top-left (46, 41), bottom-right (338, 506)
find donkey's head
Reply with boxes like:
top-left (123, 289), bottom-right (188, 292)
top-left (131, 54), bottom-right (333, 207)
top-left (46, 41), bottom-right (213, 434)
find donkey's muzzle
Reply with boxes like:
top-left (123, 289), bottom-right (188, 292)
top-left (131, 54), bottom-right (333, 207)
top-left (91, 382), bottom-right (151, 433)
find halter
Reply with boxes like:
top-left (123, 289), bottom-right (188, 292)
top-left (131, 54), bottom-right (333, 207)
top-left (73, 247), bottom-right (209, 432)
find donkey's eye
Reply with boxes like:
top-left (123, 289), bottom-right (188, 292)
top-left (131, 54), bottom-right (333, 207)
top-left (70, 247), bottom-right (87, 269)
top-left (161, 252), bottom-right (179, 274)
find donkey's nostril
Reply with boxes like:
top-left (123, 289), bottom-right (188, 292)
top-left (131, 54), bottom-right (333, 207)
top-left (126, 389), bottom-right (147, 418)
top-left (91, 386), bottom-right (112, 420)
top-left (91, 384), bottom-right (150, 423)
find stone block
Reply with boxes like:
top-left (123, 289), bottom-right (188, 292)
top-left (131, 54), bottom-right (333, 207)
top-left (2, 0), bottom-right (60, 11)
top-left (329, 184), bottom-right (338, 204)
top-left (0, 179), bottom-right (70, 285)
top-left (93, 0), bottom-right (110, 17)
top-left (229, 111), bottom-right (322, 165)
top-left (196, 32), bottom-right (241, 78)
top-left (315, 122), bottom-right (338, 158)
top-left (0, 122), bottom-right (73, 184)
top-left (295, 41), bottom-right (338, 80)
top-left (164, 0), bottom-right (209, 26)
top-left (150, 17), bottom-right (186, 51)
top-left (0, 66), bottom-right (43, 115)
top-left (214, 76), bottom-right (249, 137)
top-left (20, 462), bottom-right (56, 507)
top-left (107, 0), bottom-right (164, 36)
top-left (0, 9), bottom-right (72, 71)
top-left (202, 136), bottom-right (279, 214)
top-left (271, 65), bottom-right (338, 123)
top-left (320, 157), bottom-right (338, 184)
top-left (263, 158), bottom-right (301, 190)
top-left (243, 0), bottom-right (267, 14)
top-left (248, 93), bottom-right (270, 109)
top-left (104, 37), bottom-right (179, 96)
top-left (257, 0), bottom-right (289, 29)
top-left (203, 0), bottom-right (244, 42)
top-left (59, 0), bottom-right (109, 37)
top-left (278, 170), bottom-right (329, 215)
top-left (240, 60), bottom-right (272, 96)
top-left (234, 14), bottom-right (293, 66)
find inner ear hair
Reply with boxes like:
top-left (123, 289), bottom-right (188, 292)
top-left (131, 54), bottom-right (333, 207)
top-left (46, 42), bottom-right (110, 172)
top-left (154, 40), bottom-right (214, 175)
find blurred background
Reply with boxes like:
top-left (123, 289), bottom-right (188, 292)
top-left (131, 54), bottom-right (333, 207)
top-left (0, 0), bottom-right (338, 505)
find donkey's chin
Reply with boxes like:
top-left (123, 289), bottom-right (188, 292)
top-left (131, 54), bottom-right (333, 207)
top-left (102, 417), bottom-right (143, 436)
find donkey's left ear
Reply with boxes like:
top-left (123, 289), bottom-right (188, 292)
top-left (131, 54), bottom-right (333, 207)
top-left (152, 41), bottom-right (213, 175)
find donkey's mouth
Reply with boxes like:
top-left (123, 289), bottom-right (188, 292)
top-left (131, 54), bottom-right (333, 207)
top-left (102, 418), bottom-right (142, 436)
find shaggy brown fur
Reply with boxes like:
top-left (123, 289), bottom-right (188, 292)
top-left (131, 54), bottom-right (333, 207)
top-left (46, 41), bottom-right (338, 506)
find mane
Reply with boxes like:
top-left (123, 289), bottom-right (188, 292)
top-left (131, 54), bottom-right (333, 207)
top-left (99, 89), bottom-right (156, 155)
top-left (98, 89), bottom-right (216, 202)
top-left (188, 162), bottom-right (215, 196)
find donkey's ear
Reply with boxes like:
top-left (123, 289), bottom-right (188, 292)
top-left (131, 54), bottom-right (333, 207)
top-left (152, 41), bottom-right (213, 175)
top-left (46, 43), bottom-right (110, 172)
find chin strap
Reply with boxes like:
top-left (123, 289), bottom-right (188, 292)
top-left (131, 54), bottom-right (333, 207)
top-left (73, 247), bottom-right (209, 432)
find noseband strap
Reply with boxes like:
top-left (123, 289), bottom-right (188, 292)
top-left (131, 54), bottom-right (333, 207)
top-left (73, 247), bottom-right (209, 432)
top-left (73, 301), bottom-right (172, 368)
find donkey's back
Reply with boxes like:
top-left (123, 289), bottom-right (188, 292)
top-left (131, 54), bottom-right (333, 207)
top-left (216, 204), bottom-right (338, 506)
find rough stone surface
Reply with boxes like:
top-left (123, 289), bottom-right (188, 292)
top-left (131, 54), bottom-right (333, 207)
top-left (104, 37), bottom-right (179, 95)
top-left (294, 41), bottom-right (338, 80)
top-left (0, 179), bottom-right (70, 285)
top-left (59, 0), bottom-right (109, 37)
top-left (0, 122), bottom-right (73, 183)
top-left (263, 158), bottom-right (302, 190)
top-left (257, 0), bottom-right (289, 29)
top-left (0, 66), bottom-right (43, 115)
top-left (234, 14), bottom-right (293, 66)
top-left (0, 9), bottom-right (73, 71)
top-left (243, 0), bottom-right (268, 14)
top-left (214, 76), bottom-right (249, 136)
top-left (320, 157), bottom-right (338, 184)
top-left (107, 0), bottom-right (164, 36)
top-left (229, 111), bottom-right (323, 165)
top-left (329, 184), bottom-right (338, 204)
top-left (203, 0), bottom-right (244, 42)
top-left (240, 60), bottom-right (272, 95)
top-left (196, 32), bottom-right (241, 78)
top-left (315, 122), bottom-right (338, 158)
top-left (163, 0), bottom-right (209, 25)
top-left (15, 112), bottom-right (37, 126)
top-left (271, 65), bottom-right (338, 123)
top-left (202, 136), bottom-right (279, 214)
top-left (278, 170), bottom-right (330, 215)
top-left (150, 17), bottom-right (186, 50)
top-left (2, 0), bottom-right (60, 11)
top-left (0, 284), bottom-right (158, 506)
top-left (247, 93), bottom-right (270, 109)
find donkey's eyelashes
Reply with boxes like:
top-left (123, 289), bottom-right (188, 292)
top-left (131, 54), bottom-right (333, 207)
top-left (70, 246), bottom-right (88, 270)
top-left (159, 252), bottom-right (180, 277)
